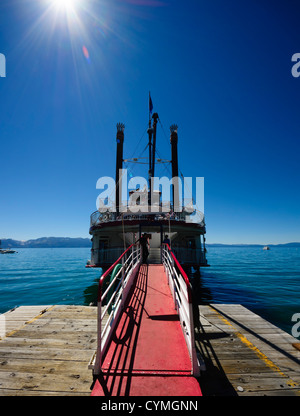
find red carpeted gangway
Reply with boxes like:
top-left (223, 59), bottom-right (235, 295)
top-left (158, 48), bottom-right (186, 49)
top-left (89, 243), bottom-right (202, 396)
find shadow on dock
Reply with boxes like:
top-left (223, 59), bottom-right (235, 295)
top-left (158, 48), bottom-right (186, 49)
top-left (194, 319), bottom-right (238, 396)
top-left (189, 271), bottom-right (300, 396)
top-left (211, 305), bottom-right (300, 368)
top-left (189, 271), bottom-right (238, 396)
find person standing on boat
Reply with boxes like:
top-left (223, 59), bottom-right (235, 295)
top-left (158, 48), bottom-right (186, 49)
top-left (163, 235), bottom-right (170, 246)
top-left (139, 233), bottom-right (149, 264)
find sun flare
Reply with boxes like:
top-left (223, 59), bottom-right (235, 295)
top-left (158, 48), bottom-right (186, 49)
top-left (51, 0), bottom-right (79, 12)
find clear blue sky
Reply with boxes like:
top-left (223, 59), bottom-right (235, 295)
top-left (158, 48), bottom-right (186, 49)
top-left (0, 0), bottom-right (300, 244)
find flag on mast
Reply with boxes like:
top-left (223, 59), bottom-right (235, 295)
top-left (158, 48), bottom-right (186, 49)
top-left (149, 92), bottom-right (153, 118)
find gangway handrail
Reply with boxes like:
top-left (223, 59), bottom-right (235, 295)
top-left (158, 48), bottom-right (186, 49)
top-left (89, 242), bottom-right (142, 376)
top-left (162, 243), bottom-right (200, 376)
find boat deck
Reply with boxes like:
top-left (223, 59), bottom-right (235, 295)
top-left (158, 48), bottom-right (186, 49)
top-left (0, 301), bottom-right (299, 395)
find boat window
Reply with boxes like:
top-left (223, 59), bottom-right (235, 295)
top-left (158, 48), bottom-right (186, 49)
top-left (187, 238), bottom-right (196, 249)
top-left (99, 237), bottom-right (109, 249)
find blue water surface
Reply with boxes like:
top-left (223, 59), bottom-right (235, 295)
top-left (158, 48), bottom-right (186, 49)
top-left (199, 246), bottom-right (300, 337)
top-left (0, 246), bottom-right (299, 338)
top-left (0, 248), bottom-right (101, 314)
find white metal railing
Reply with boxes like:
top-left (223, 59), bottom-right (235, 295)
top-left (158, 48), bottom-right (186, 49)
top-left (162, 243), bottom-right (200, 376)
top-left (89, 243), bottom-right (141, 376)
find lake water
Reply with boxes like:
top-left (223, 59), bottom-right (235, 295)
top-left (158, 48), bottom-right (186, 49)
top-left (195, 246), bottom-right (300, 338)
top-left (0, 246), bottom-right (299, 339)
top-left (0, 248), bottom-right (100, 314)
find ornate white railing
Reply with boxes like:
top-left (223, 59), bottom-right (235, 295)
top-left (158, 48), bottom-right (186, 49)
top-left (89, 243), bottom-right (141, 376)
top-left (90, 209), bottom-right (204, 228)
top-left (161, 243), bottom-right (200, 376)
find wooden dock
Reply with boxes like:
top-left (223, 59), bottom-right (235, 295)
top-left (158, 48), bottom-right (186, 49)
top-left (0, 305), bottom-right (98, 396)
top-left (0, 303), bottom-right (299, 396)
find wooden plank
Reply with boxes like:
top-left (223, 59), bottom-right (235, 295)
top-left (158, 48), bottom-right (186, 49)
top-left (0, 370), bottom-right (92, 394)
top-left (216, 358), bottom-right (287, 374)
top-left (228, 372), bottom-right (299, 395)
top-left (0, 357), bottom-right (93, 374)
top-left (6, 329), bottom-right (96, 341)
top-left (21, 321), bottom-right (97, 331)
top-left (0, 347), bottom-right (95, 361)
top-left (0, 336), bottom-right (96, 350)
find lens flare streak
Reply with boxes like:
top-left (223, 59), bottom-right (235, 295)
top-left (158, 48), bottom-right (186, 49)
top-left (82, 45), bottom-right (90, 62)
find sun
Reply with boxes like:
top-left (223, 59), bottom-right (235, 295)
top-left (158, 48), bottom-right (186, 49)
top-left (51, 0), bottom-right (79, 12)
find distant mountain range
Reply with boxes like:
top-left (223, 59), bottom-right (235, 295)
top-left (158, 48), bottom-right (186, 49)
top-left (1, 238), bottom-right (300, 248)
top-left (206, 242), bottom-right (300, 247)
top-left (0, 237), bottom-right (91, 248)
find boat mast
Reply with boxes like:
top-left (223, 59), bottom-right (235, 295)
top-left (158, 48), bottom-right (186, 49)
top-left (170, 124), bottom-right (179, 211)
top-left (115, 122), bottom-right (125, 215)
top-left (147, 119), bottom-right (153, 205)
top-left (147, 111), bottom-right (159, 207)
top-left (151, 113), bottom-right (159, 180)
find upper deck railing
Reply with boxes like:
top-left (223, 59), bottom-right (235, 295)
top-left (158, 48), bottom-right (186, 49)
top-left (90, 209), bottom-right (205, 228)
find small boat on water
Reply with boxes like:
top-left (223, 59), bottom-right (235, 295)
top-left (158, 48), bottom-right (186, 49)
top-left (0, 240), bottom-right (17, 253)
top-left (263, 246), bottom-right (270, 250)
